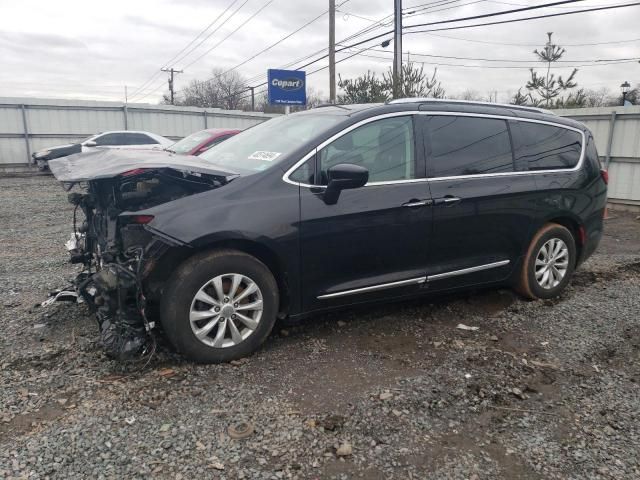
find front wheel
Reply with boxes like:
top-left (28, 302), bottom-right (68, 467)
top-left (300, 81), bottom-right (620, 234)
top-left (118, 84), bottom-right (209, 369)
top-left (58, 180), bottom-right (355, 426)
top-left (160, 249), bottom-right (279, 363)
top-left (516, 223), bottom-right (577, 300)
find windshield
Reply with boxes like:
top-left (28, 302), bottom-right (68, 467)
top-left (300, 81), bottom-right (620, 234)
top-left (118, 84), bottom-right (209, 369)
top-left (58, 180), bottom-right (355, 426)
top-left (168, 130), bottom-right (213, 154)
top-left (199, 113), bottom-right (344, 174)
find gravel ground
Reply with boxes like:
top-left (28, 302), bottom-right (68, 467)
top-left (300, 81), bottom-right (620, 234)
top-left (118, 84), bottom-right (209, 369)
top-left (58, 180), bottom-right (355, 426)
top-left (1, 176), bottom-right (639, 480)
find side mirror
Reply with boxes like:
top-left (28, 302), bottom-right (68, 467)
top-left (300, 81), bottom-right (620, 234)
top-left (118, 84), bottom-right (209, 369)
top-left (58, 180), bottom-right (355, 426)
top-left (324, 163), bottom-right (369, 205)
top-left (84, 141), bottom-right (97, 147)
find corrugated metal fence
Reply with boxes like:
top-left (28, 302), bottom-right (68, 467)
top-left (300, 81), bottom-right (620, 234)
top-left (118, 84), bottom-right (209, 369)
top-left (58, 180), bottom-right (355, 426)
top-left (1, 99), bottom-right (638, 207)
top-left (556, 106), bottom-right (640, 208)
top-left (0, 97), bottom-right (277, 170)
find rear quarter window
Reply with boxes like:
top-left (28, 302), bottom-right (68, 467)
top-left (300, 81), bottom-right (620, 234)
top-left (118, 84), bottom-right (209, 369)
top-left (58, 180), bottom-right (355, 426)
top-left (126, 133), bottom-right (158, 145)
top-left (427, 116), bottom-right (514, 177)
top-left (512, 122), bottom-right (582, 171)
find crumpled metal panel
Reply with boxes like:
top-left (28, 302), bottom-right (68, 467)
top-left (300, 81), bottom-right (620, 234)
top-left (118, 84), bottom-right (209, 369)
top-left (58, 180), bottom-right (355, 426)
top-left (48, 148), bottom-right (238, 182)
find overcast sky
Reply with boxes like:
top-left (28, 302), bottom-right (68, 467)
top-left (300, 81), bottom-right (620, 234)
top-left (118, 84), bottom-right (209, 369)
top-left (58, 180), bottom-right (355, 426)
top-left (1, 0), bottom-right (638, 104)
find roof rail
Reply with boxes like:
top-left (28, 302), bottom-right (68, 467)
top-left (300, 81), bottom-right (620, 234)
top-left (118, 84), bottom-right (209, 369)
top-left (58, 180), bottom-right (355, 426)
top-left (387, 97), bottom-right (554, 115)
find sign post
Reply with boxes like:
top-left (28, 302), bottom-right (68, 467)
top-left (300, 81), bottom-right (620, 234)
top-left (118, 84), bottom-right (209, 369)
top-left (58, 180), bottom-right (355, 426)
top-left (268, 69), bottom-right (306, 110)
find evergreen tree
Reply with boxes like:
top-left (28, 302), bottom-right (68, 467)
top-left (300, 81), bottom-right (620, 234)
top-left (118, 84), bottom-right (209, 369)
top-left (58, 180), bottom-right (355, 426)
top-left (524, 32), bottom-right (578, 107)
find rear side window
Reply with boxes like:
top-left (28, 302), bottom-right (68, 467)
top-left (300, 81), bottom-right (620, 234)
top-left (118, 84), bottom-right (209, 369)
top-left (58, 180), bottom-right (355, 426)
top-left (94, 133), bottom-right (123, 146)
top-left (125, 133), bottom-right (158, 145)
top-left (585, 134), bottom-right (601, 168)
top-left (512, 122), bottom-right (582, 171)
top-left (427, 116), bottom-right (514, 177)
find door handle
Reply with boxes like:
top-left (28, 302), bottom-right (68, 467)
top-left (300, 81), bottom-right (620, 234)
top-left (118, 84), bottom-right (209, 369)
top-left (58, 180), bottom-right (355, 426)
top-left (434, 196), bottom-right (461, 206)
top-left (402, 199), bottom-right (433, 208)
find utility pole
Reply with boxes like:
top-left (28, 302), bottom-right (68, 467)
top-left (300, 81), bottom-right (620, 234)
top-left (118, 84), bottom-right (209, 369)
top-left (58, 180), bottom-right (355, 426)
top-left (393, 0), bottom-right (403, 99)
top-left (329, 0), bottom-right (336, 103)
top-left (248, 86), bottom-right (255, 111)
top-left (161, 67), bottom-right (183, 105)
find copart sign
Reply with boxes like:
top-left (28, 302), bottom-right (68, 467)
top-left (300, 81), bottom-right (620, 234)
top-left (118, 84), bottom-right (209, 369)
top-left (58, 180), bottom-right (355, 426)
top-left (267, 69), bottom-right (306, 105)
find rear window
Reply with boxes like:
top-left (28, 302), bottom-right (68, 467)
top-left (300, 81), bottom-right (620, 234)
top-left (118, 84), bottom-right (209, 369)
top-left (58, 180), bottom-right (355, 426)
top-left (512, 122), bottom-right (582, 171)
top-left (427, 116), bottom-right (514, 177)
top-left (125, 133), bottom-right (158, 145)
top-left (169, 130), bottom-right (214, 154)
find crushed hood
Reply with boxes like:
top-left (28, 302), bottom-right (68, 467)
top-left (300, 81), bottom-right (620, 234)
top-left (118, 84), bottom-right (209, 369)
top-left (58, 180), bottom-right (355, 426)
top-left (49, 148), bottom-right (239, 182)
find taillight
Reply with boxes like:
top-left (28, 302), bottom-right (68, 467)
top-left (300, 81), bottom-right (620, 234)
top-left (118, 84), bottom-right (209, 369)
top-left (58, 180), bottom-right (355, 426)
top-left (600, 169), bottom-right (609, 185)
top-left (129, 215), bottom-right (154, 224)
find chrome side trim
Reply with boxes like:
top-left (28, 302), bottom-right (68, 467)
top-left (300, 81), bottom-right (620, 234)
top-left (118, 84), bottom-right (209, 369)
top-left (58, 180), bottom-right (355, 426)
top-left (427, 260), bottom-right (510, 282)
top-left (317, 276), bottom-right (426, 299)
top-left (282, 111), bottom-right (586, 188)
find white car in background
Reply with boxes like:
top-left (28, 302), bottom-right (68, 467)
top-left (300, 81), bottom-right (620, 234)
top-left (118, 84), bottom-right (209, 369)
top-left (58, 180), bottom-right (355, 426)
top-left (33, 130), bottom-right (174, 170)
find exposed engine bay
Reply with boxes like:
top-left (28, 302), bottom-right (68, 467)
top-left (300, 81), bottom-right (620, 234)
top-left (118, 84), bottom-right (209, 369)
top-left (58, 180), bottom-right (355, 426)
top-left (47, 150), bottom-right (233, 360)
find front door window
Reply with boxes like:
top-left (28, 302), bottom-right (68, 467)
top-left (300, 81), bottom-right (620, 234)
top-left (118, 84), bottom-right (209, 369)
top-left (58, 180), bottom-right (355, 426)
top-left (318, 116), bottom-right (416, 184)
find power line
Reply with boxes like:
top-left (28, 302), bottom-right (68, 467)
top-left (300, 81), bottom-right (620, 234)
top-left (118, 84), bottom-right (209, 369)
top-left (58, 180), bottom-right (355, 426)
top-left (233, 0), bottom-right (639, 93)
top-left (403, 0), bottom-right (587, 30)
top-left (165, 0), bottom-right (248, 68)
top-left (421, 31), bottom-right (640, 46)
top-left (180, 0), bottom-right (277, 70)
top-left (194, 1), bottom-right (353, 91)
top-left (355, 50), bottom-right (640, 68)
top-left (487, 0), bottom-right (623, 8)
top-left (137, 0), bottom-right (640, 103)
top-left (365, 47), bottom-right (640, 63)
top-left (405, 2), bottom-right (640, 34)
top-left (128, 0), bottom-right (243, 99)
top-left (205, 43), bottom-right (384, 106)
top-left (130, 0), bottom-right (254, 101)
top-left (404, 0), bottom-right (488, 17)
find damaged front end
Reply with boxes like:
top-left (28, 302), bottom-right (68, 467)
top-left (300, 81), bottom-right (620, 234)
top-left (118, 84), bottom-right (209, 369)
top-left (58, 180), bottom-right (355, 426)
top-left (47, 150), bottom-right (237, 361)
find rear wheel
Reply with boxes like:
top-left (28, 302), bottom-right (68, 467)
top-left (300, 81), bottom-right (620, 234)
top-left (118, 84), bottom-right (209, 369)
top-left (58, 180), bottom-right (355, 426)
top-left (160, 249), bottom-right (278, 363)
top-left (516, 223), bottom-right (576, 300)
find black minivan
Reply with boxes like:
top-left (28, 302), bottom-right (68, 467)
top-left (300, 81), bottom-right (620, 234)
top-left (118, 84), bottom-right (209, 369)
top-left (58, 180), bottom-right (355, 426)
top-left (50, 99), bottom-right (608, 363)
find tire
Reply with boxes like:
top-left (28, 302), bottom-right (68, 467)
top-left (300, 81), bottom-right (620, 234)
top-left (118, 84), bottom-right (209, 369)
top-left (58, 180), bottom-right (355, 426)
top-left (160, 249), bottom-right (279, 363)
top-left (516, 223), bottom-right (577, 300)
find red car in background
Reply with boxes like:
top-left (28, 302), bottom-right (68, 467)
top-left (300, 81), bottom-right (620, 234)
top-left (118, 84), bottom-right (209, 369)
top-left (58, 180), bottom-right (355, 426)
top-left (167, 128), bottom-right (241, 156)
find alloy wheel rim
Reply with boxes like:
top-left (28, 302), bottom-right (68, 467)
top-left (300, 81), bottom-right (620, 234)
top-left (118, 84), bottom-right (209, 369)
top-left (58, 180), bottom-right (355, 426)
top-left (534, 238), bottom-right (569, 289)
top-left (189, 273), bottom-right (263, 348)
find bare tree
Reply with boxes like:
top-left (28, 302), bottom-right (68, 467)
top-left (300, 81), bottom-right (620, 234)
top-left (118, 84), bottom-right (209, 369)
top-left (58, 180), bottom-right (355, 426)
top-left (254, 86), bottom-right (328, 113)
top-left (455, 89), bottom-right (484, 101)
top-left (582, 87), bottom-right (617, 107)
top-left (176, 68), bottom-right (249, 109)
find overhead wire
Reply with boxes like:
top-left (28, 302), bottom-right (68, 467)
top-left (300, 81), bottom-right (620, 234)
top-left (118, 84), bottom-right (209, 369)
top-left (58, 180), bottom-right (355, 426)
top-left (180, 0), bottom-right (277, 70)
top-left (128, 0), bottom-right (244, 99)
top-left (131, 0), bottom-right (263, 101)
top-left (134, 0), bottom-right (640, 103)
top-left (364, 47), bottom-right (640, 63)
top-left (405, 1), bottom-right (640, 34)
top-left (193, 0), bottom-right (353, 91)
top-left (354, 51), bottom-right (639, 69)
top-left (421, 31), bottom-right (640, 46)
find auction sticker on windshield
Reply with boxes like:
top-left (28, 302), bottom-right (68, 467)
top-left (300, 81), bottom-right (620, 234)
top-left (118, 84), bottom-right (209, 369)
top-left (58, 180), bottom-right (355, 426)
top-left (248, 151), bottom-right (281, 162)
